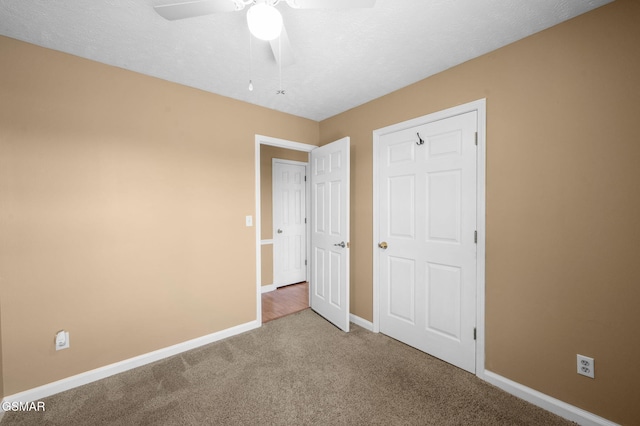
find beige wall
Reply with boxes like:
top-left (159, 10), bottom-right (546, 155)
top-left (319, 1), bottom-right (640, 424)
top-left (0, 314), bottom-right (3, 398)
top-left (0, 36), bottom-right (318, 395)
top-left (260, 244), bottom-right (274, 287)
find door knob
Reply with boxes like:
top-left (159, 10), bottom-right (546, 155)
top-left (277, 229), bottom-right (283, 234)
top-left (334, 241), bottom-right (346, 248)
top-left (378, 241), bottom-right (388, 249)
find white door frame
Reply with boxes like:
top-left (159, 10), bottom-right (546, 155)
top-left (372, 99), bottom-right (487, 377)
top-left (255, 135), bottom-right (315, 324)
top-left (272, 158), bottom-right (309, 288)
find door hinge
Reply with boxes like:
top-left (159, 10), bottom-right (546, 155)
top-left (474, 327), bottom-right (477, 340)
top-left (474, 230), bottom-right (477, 244)
top-left (475, 132), bottom-right (478, 146)
top-left (305, 218), bottom-right (307, 224)
top-left (305, 259), bottom-right (307, 266)
top-left (304, 175), bottom-right (307, 182)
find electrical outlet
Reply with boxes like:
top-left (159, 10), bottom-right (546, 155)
top-left (577, 354), bottom-right (594, 378)
top-left (55, 330), bottom-right (70, 351)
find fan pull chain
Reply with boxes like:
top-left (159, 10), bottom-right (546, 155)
top-left (248, 30), bottom-right (254, 91)
top-left (277, 35), bottom-right (285, 95)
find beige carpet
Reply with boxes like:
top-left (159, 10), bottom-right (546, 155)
top-left (2, 309), bottom-right (574, 425)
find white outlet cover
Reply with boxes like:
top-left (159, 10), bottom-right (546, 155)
top-left (246, 215), bottom-right (253, 227)
top-left (577, 354), bottom-right (594, 378)
top-left (55, 331), bottom-right (70, 351)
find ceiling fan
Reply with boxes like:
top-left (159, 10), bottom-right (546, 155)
top-left (153, 0), bottom-right (377, 67)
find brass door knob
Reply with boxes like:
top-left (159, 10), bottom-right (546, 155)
top-left (378, 241), bottom-right (388, 249)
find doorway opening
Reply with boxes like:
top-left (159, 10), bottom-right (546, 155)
top-left (255, 135), bottom-right (315, 324)
top-left (255, 134), bottom-right (352, 331)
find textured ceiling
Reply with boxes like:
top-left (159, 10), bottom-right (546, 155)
top-left (0, 0), bottom-right (612, 121)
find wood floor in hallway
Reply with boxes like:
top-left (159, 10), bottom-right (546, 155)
top-left (262, 282), bottom-right (309, 323)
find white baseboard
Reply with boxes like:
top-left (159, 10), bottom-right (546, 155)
top-left (483, 370), bottom-right (618, 426)
top-left (261, 284), bottom-right (276, 293)
top-left (1, 319), bottom-right (260, 408)
top-left (350, 314), bottom-right (373, 331)
top-left (3, 320), bottom-right (617, 426)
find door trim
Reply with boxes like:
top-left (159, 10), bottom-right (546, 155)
top-left (372, 99), bottom-right (487, 377)
top-left (255, 135), bottom-right (315, 324)
top-left (272, 158), bottom-right (309, 288)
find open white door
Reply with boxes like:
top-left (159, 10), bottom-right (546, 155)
top-left (310, 137), bottom-right (350, 332)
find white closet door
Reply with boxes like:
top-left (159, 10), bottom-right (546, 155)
top-left (378, 112), bottom-right (478, 372)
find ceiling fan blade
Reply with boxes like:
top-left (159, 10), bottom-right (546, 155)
top-left (287, 0), bottom-right (376, 9)
top-left (269, 25), bottom-right (295, 67)
top-left (154, 0), bottom-right (237, 21)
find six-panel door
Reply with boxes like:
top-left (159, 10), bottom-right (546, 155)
top-left (310, 137), bottom-right (350, 332)
top-left (378, 112), bottom-right (478, 373)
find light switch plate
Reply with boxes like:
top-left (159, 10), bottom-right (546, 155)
top-left (245, 215), bottom-right (253, 227)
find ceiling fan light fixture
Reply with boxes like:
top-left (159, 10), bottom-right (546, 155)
top-left (247, 3), bottom-right (283, 41)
